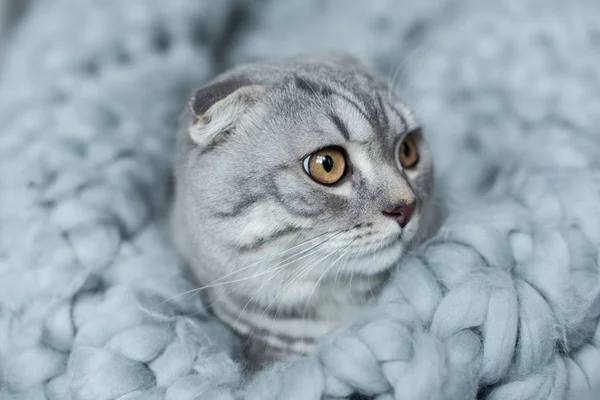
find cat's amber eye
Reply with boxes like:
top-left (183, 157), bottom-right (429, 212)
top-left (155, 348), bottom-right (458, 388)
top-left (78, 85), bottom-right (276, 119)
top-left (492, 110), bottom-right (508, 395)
top-left (303, 147), bottom-right (346, 185)
top-left (398, 133), bottom-right (419, 169)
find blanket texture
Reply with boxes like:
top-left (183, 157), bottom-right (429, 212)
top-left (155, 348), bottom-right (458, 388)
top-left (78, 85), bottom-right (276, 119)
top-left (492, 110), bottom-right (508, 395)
top-left (1, 0), bottom-right (600, 399)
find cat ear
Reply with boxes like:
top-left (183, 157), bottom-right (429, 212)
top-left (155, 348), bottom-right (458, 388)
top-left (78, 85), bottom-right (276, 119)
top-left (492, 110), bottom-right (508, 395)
top-left (188, 78), bottom-right (265, 147)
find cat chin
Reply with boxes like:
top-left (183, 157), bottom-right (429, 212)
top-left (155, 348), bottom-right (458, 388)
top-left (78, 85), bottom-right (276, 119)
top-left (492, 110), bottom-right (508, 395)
top-left (346, 242), bottom-right (407, 275)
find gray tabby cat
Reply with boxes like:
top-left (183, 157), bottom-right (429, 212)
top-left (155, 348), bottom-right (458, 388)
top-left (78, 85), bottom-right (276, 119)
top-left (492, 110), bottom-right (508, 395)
top-left (169, 52), bottom-right (438, 370)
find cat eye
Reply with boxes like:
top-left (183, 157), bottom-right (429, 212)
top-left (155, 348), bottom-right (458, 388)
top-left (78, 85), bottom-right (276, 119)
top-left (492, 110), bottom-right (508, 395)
top-left (303, 147), bottom-right (346, 185)
top-left (398, 133), bottom-right (419, 169)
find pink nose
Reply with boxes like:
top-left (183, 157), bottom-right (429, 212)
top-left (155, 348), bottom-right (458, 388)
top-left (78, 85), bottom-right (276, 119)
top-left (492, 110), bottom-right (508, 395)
top-left (383, 202), bottom-right (416, 228)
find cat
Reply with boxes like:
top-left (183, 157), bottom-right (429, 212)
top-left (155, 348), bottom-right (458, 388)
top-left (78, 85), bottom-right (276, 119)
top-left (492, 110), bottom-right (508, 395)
top-left (169, 52), bottom-right (439, 370)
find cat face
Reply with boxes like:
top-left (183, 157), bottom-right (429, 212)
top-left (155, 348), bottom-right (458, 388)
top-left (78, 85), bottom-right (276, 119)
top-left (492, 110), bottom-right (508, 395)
top-left (171, 53), bottom-right (435, 309)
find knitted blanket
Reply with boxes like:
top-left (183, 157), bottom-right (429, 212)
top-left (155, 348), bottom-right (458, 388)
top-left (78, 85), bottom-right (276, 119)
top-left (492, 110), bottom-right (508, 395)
top-left (1, 0), bottom-right (599, 399)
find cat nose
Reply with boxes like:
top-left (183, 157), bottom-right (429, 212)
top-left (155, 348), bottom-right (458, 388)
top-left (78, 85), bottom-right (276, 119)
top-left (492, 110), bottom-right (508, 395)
top-left (382, 202), bottom-right (416, 228)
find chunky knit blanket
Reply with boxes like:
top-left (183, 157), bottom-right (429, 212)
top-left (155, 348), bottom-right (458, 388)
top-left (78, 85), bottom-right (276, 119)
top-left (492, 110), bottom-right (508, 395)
top-left (1, 0), bottom-right (599, 399)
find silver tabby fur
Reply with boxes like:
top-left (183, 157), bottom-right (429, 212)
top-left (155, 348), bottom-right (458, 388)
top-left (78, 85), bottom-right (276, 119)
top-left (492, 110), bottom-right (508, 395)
top-left (169, 53), bottom-right (439, 370)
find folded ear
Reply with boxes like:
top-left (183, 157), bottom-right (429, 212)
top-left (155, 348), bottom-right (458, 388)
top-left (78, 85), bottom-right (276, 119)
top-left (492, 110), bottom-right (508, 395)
top-left (188, 77), bottom-right (265, 148)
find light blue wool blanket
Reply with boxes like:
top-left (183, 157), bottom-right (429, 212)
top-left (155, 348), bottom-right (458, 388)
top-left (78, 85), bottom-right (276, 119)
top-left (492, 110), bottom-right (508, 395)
top-left (1, 0), bottom-right (600, 399)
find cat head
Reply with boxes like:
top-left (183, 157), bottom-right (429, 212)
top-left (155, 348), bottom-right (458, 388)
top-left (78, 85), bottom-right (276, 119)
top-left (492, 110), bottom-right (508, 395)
top-left (171, 53), bottom-right (436, 308)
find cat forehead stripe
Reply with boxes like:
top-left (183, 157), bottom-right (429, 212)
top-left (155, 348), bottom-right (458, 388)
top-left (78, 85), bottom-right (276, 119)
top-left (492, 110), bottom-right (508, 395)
top-left (292, 73), bottom-right (376, 129)
top-left (328, 113), bottom-right (350, 140)
top-left (292, 74), bottom-right (405, 140)
top-left (293, 74), bottom-right (333, 97)
top-left (332, 96), bottom-right (374, 142)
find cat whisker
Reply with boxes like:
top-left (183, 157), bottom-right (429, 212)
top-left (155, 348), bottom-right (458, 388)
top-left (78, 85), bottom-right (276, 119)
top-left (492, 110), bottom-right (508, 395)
top-left (333, 260), bottom-right (344, 290)
top-left (256, 249), bottom-right (336, 351)
top-left (233, 234), bottom-right (339, 328)
top-left (191, 242), bottom-right (332, 309)
top-left (294, 243), bottom-right (358, 350)
top-left (150, 231), bottom-right (345, 310)
top-left (150, 263), bottom-right (289, 312)
top-left (259, 232), bottom-right (343, 273)
top-left (182, 249), bottom-right (327, 329)
top-left (198, 230), bottom-right (341, 287)
top-left (387, 45), bottom-right (422, 105)
top-left (211, 239), bottom-right (334, 297)
top-left (249, 250), bottom-right (327, 320)
top-left (332, 247), bottom-right (357, 290)
top-left (269, 249), bottom-right (333, 320)
top-left (387, 56), bottom-right (407, 105)
top-left (237, 251), bottom-right (329, 352)
top-left (388, 40), bottom-right (435, 105)
top-left (301, 238), bottom-right (358, 321)
top-left (195, 231), bottom-right (341, 315)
